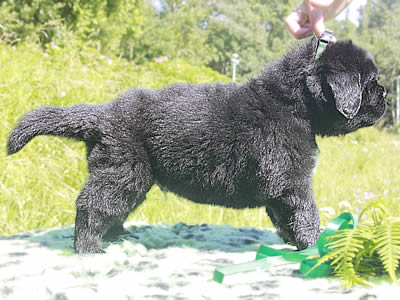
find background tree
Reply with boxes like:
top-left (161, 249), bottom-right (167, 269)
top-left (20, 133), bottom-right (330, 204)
top-left (202, 0), bottom-right (297, 80)
top-left (123, 0), bottom-right (212, 65)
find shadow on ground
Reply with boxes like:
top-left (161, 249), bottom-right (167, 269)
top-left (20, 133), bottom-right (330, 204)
top-left (0, 222), bottom-right (285, 255)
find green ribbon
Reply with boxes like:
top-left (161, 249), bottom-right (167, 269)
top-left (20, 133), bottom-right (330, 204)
top-left (213, 212), bottom-right (359, 283)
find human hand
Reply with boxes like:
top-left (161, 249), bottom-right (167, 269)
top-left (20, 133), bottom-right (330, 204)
top-left (285, 0), bottom-right (353, 40)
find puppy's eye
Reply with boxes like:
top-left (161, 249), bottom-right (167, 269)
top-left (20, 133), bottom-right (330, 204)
top-left (370, 74), bottom-right (379, 81)
top-left (353, 74), bottom-right (361, 82)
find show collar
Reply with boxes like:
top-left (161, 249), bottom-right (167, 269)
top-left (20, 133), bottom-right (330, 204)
top-left (315, 30), bottom-right (335, 60)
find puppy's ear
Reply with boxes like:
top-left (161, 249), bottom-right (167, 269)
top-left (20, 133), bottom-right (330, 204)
top-left (326, 73), bottom-right (362, 119)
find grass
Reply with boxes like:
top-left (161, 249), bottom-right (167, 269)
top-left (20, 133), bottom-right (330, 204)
top-left (1, 42), bottom-right (400, 236)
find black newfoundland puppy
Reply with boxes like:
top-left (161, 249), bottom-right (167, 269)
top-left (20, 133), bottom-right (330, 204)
top-left (8, 38), bottom-right (386, 253)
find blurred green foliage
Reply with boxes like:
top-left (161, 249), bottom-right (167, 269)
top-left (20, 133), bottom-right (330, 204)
top-left (1, 1), bottom-right (398, 89)
top-left (0, 40), bottom-right (229, 235)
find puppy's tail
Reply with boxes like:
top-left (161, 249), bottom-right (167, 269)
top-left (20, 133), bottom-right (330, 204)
top-left (7, 104), bottom-right (100, 155)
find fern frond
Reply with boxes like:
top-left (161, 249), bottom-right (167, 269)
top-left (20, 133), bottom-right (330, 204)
top-left (326, 229), bottom-right (365, 252)
top-left (371, 220), bottom-right (400, 282)
top-left (333, 259), bottom-right (372, 289)
top-left (354, 226), bottom-right (376, 273)
top-left (359, 198), bottom-right (388, 226)
top-left (324, 228), bottom-right (369, 288)
top-left (314, 201), bottom-right (400, 288)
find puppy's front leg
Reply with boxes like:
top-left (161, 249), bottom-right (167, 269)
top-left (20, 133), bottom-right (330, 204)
top-left (266, 187), bottom-right (320, 250)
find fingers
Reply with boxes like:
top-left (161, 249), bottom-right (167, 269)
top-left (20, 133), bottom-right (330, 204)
top-left (305, 1), bottom-right (326, 38)
top-left (309, 0), bottom-right (335, 8)
top-left (284, 11), bottom-right (314, 40)
top-left (310, 0), bottom-right (353, 20)
top-left (286, 0), bottom-right (353, 39)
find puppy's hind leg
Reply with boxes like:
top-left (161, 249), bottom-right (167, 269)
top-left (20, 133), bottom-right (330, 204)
top-left (74, 162), bottom-right (153, 254)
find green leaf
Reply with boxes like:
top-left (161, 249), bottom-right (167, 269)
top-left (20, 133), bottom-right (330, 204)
top-left (371, 220), bottom-right (400, 282)
top-left (359, 198), bottom-right (388, 226)
top-left (325, 227), bottom-right (372, 288)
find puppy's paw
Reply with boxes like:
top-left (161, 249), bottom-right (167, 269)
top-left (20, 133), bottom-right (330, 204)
top-left (75, 245), bottom-right (106, 254)
top-left (294, 230), bottom-right (320, 250)
top-left (74, 235), bottom-right (104, 254)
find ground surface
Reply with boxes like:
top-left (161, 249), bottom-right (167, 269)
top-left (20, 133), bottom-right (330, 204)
top-left (1, 222), bottom-right (398, 299)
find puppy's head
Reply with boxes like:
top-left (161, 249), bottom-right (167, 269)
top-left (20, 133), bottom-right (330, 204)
top-left (307, 40), bottom-right (386, 136)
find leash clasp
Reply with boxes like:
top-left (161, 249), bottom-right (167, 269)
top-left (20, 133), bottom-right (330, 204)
top-left (315, 30), bottom-right (335, 60)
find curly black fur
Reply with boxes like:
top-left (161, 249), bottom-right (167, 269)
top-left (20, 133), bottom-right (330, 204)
top-left (8, 38), bottom-right (386, 253)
